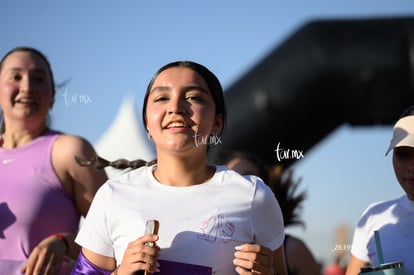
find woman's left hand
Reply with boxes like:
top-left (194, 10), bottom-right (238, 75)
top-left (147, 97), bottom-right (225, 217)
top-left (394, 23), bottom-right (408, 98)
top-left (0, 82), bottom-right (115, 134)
top-left (21, 235), bottom-right (67, 275)
top-left (233, 244), bottom-right (275, 275)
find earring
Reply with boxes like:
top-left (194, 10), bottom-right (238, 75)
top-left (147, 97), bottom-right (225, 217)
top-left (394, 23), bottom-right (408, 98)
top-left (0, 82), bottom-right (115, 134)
top-left (147, 132), bottom-right (152, 140)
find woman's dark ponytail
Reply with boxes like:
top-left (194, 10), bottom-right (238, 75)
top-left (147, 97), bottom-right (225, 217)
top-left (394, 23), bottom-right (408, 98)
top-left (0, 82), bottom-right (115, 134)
top-left (75, 156), bottom-right (156, 170)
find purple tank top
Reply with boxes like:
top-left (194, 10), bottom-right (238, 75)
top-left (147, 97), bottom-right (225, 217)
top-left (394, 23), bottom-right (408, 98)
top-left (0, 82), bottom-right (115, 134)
top-left (0, 130), bottom-right (80, 264)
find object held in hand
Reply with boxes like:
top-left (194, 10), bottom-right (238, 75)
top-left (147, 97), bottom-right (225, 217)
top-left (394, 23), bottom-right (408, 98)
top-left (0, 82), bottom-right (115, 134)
top-left (144, 220), bottom-right (159, 247)
top-left (137, 220), bottom-right (160, 275)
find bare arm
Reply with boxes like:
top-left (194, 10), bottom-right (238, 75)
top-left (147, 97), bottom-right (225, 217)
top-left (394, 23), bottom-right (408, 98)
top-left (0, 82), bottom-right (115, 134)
top-left (22, 134), bottom-right (108, 274)
top-left (53, 134), bottom-right (107, 259)
top-left (345, 255), bottom-right (369, 275)
top-left (285, 236), bottom-right (321, 275)
top-left (272, 245), bottom-right (288, 275)
top-left (53, 134), bottom-right (108, 217)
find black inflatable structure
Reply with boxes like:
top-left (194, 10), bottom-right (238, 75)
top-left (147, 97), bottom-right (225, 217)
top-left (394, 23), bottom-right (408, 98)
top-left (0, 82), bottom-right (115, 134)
top-left (208, 17), bottom-right (414, 168)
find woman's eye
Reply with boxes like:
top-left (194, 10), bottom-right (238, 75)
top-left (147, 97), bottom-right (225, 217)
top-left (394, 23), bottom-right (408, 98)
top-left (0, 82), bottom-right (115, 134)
top-left (10, 74), bottom-right (22, 81)
top-left (186, 95), bottom-right (202, 102)
top-left (154, 96), bottom-right (168, 102)
top-left (34, 76), bottom-right (46, 83)
top-left (394, 149), bottom-right (414, 159)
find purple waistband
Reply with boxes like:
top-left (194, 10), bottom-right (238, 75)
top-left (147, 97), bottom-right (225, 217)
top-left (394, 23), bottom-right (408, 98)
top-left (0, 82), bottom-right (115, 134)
top-left (71, 251), bottom-right (112, 275)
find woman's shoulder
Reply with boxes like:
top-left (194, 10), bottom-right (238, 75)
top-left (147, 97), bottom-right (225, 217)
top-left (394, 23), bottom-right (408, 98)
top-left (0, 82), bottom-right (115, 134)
top-left (52, 132), bottom-right (98, 158)
top-left (53, 132), bottom-right (93, 146)
top-left (217, 165), bottom-right (271, 192)
top-left (106, 165), bottom-right (150, 185)
top-left (218, 165), bottom-right (262, 182)
top-left (51, 131), bottom-right (102, 171)
top-left (363, 197), bottom-right (401, 212)
top-left (285, 234), bottom-right (309, 251)
top-left (357, 197), bottom-right (402, 225)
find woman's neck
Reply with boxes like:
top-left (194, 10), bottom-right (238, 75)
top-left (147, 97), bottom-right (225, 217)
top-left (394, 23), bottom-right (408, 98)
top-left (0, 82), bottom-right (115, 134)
top-left (153, 154), bottom-right (214, 187)
top-left (1, 124), bottom-right (48, 149)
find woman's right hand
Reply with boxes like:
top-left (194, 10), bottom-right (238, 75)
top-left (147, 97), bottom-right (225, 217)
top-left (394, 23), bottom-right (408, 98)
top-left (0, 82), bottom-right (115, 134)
top-left (21, 235), bottom-right (67, 275)
top-left (116, 234), bottom-right (160, 275)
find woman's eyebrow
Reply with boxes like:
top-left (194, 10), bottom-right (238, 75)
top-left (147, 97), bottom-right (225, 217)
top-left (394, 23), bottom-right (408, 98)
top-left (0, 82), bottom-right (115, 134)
top-left (183, 85), bottom-right (209, 94)
top-left (6, 67), bottom-right (48, 74)
top-left (150, 85), bottom-right (209, 94)
top-left (150, 86), bottom-right (170, 94)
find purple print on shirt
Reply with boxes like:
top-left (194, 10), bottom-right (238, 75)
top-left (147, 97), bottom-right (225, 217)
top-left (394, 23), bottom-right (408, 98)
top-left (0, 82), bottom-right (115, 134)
top-left (197, 214), bottom-right (235, 243)
top-left (0, 202), bottom-right (17, 238)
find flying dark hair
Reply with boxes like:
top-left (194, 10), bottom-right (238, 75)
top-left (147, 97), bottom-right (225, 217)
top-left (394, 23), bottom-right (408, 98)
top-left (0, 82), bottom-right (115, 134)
top-left (75, 156), bottom-right (156, 170)
top-left (268, 166), bottom-right (307, 228)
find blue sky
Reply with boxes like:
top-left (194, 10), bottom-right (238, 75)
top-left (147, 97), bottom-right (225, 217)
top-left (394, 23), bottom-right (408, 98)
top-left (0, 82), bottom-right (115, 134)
top-left (2, 0), bottom-right (414, 266)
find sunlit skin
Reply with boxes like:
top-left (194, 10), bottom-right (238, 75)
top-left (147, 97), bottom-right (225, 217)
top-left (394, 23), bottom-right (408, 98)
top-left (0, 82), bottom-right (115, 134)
top-left (0, 51), bottom-right (54, 144)
top-left (145, 66), bottom-right (223, 187)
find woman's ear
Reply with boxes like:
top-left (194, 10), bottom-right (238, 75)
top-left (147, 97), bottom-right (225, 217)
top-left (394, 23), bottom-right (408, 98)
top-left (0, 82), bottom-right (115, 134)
top-left (211, 114), bottom-right (223, 136)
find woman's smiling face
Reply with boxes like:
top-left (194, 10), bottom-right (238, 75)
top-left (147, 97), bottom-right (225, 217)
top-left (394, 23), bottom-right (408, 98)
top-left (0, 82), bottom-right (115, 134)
top-left (145, 66), bottom-right (222, 155)
top-left (0, 50), bottom-right (54, 126)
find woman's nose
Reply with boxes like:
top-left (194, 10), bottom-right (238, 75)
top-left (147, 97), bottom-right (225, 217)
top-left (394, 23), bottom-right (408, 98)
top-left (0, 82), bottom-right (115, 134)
top-left (407, 160), bottom-right (414, 172)
top-left (19, 75), bottom-right (34, 93)
top-left (168, 97), bottom-right (186, 114)
top-left (404, 155), bottom-right (414, 172)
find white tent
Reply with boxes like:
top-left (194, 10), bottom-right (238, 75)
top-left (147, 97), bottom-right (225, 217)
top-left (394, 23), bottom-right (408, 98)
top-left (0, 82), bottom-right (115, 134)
top-left (94, 97), bottom-right (155, 178)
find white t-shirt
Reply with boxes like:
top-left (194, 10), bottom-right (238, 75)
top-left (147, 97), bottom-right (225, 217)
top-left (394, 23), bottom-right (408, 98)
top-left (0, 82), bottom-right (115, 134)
top-left (350, 195), bottom-right (414, 273)
top-left (75, 165), bottom-right (285, 275)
